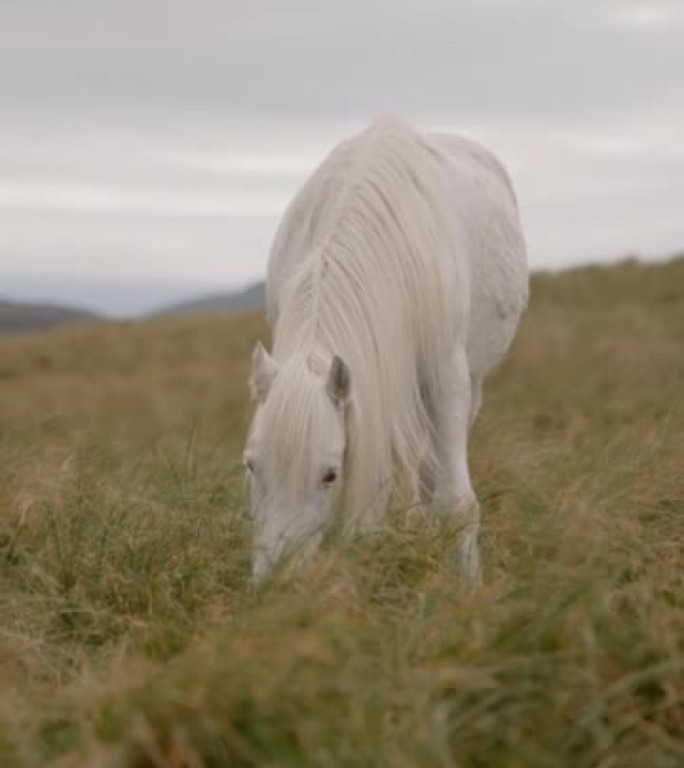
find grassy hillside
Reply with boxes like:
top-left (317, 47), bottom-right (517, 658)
top-left (0, 258), bottom-right (682, 767)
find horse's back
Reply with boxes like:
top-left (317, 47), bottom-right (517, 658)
top-left (428, 132), bottom-right (529, 379)
top-left (428, 133), bottom-right (518, 204)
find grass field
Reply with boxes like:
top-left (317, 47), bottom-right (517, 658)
top-left (1, 257), bottom-right (682, 767)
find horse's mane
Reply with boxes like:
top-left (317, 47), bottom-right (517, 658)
top-left (269, 116), bottom-right (469, 518)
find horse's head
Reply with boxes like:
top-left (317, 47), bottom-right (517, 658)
top-left (244, 342), bottom-right (351, 582)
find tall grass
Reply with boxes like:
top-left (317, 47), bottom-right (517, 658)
top-left (1, 258), bottom-right (682, 767)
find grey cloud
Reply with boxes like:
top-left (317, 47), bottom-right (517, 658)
top-left (1, 0), bottom-right (683, 314)
top-left (1, 0), bottom-right (682, 122)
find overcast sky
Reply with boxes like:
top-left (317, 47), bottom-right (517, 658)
top-left (1, 0), bottom-right (683, 315)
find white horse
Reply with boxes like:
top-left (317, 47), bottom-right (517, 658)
top-left (244, 116), bottom-right (528, 584)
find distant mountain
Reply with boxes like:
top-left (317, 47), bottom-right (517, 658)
top-left (0, 299), bottom-right (101, 334)
top-left (0, 281), bottom-right (266, 334)
top-left (154, 281), bottom-right (265, 316)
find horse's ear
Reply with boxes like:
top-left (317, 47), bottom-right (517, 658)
top-left (250, 342), bottom-right (278, 403)
top-left (327, 355), bottom-right (351, 406)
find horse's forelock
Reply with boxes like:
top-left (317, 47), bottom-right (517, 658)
top-left (260, 360), bottom-right (342, 501)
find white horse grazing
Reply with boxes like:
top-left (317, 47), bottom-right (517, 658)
top-left (244, 116), bottom-right (528, 584)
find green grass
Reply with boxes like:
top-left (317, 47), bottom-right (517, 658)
top-left (1, 257), bottom-right (683, 767)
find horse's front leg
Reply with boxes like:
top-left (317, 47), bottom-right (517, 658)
top-left (430, 346), bottom-right (482, 588)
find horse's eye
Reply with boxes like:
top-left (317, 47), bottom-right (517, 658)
top-left (244, 459), bottom-right (255, 474)
top-left (321, 468), bottom-right (338, 485)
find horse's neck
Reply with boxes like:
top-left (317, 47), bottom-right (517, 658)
top-left (273, 255), bottom-right (340, 365)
